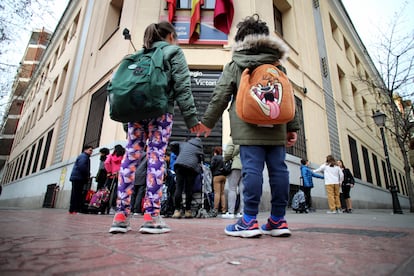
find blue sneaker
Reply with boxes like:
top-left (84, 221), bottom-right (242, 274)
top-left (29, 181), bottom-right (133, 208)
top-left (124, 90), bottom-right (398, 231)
top-left (224, 217), bottom-right (262, 238)
top-left (261, 217), bottom-right (291, 237)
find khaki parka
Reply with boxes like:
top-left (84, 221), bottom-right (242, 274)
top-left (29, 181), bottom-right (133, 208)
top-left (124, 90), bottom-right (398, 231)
top-left (201, 34), bottom-right (300, 145)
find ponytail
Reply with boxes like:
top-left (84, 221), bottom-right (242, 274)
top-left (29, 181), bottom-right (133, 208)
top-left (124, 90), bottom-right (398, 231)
top-left (143, 21), bottom-right (176, 49)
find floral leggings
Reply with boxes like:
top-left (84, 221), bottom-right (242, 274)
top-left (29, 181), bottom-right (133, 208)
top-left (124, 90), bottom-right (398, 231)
top-left (117, 114), bottom-right (173, 217)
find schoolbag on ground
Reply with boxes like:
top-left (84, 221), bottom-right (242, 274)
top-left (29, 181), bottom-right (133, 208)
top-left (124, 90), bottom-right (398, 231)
top-left (107, 42), bottom-right (170, 123)
top-left (236, 64), bottom-right (295, 125)
top-left (291, 189), bottom-right (307, 213)
top-left (88, 188), bottom-right (111, 214)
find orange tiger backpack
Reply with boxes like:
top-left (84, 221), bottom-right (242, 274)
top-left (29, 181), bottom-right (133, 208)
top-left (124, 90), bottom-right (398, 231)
top-left (235, 63), bottom-right (295, 126)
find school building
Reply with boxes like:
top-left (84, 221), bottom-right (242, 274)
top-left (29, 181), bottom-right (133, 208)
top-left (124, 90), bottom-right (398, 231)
top-left (0, 0), bottom-right (411, 211)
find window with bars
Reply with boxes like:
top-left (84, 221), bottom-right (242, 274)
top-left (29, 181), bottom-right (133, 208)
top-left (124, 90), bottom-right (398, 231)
top-left (273, 5), bottom-right (283, 36)
top-left (348, 135), bottom-right (361, 179)
top-left (286, 97), bottom-right (306, 160)
top-left (83, 85), bottom-right (107, 149)
top-left (361, 145), bottom-right (372, 183)
top-left (372, 153), bottom-right (382, 187)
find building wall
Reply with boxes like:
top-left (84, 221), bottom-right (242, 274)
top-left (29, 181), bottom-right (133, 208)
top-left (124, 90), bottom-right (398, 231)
top-left (0, 0), bottom-right (410, 210)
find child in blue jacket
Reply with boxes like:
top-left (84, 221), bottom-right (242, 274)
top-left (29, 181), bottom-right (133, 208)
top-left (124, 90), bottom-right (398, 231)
top-left (300, 159), bottom-right (324, 211)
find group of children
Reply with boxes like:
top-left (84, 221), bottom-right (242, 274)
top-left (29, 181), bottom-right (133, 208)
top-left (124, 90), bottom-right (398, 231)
top-left (300, 156), bottom-right (355, 214)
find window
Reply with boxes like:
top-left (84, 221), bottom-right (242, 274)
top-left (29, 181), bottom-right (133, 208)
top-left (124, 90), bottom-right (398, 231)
top-left (83, 85), bottom-right (108, 148)
top-left (56, 62), bottom-right (69, 99)
top-left (362, 146), bottom-right (372, 183)
top-left (19, 150), bottom-right (29, 179)
top-left (273, 5), bottom-right (283, 36)
top-left (70, 11), bottom-right (80, 39)
top-left (329, 15), bottom-right (341, 47)
top-left (11, 159), bottom-right (19, 182)
top-left (40, 89), bottom-right (49, 117)
top-left (355, 55), bottom-right (361, 75)
top-left (59, 31), bottom-right (68, 56)
top-left (362, 97), bottom-right (369, 124)
top-left (51, 48), bottom-right (59, 69)
top-left (48, 77), bottom-right (59, 108)
top-left (35, 101), bottom-right (41, 122)
top-left (176, 0), bottom-right (215, 9)
top-left (40, 129), bottom-right (54, 170)
top-left (287, 96), bottom-right (306, 160)
top-left (30, 108), bottom-right (36, 129)
top-left (398, 172), bottom-right (405, 195)
top-left (352, 83), bottom-right (362, 120)
top-left (348, 135), bottom-right (361, 179)
top-left (344, 38), bottom-right (353, 64)
top-left (102, 0), bottom-right (123, 45)
top-left (32, 137), bottom-right (44, 174)
top-left (26, 144), bottom-right (36, 176)
top-left (337, 65), bottom-right (348, 105)
top-left (14, 155), bottom-right (23, 181)
top-left (372, 154), bottom-right (382, 187)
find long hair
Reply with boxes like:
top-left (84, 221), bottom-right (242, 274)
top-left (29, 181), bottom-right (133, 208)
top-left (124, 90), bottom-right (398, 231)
top-left (143, 21), bottom-right (176, 49)
top-left (338, 159), bottom-right (346, 169)
top-left (234, 13), bottom-right (269, 42)
top-left (114, 144), bottom-right (125, 157)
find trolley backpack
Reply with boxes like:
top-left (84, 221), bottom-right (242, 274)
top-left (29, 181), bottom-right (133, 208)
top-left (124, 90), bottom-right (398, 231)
top-left (107, 42), bottom-right (170, 123)
top-left (236, 63), bottom-right (295, 126)
top-left (88, 188), bottom-right (111, 213)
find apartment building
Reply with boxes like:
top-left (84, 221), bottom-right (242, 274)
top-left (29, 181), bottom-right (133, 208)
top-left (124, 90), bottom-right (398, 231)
top-left (0, 0), bottom-right (410, 211)
top-left (0, 28), bottom-right (52, 173)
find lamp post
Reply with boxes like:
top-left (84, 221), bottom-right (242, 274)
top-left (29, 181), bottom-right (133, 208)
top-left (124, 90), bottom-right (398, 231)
top-left (372, 110), bottom-right (403, 214)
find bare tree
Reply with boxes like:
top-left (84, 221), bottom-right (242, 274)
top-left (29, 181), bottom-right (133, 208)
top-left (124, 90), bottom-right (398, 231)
top-left (0, 0), bottom-right (65, 123)
top-left (358, 7), bottom-right (414, 212)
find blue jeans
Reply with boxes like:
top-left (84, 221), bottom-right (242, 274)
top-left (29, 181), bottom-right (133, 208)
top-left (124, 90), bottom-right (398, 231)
top-left (240, 145), bottom-right (289, 217)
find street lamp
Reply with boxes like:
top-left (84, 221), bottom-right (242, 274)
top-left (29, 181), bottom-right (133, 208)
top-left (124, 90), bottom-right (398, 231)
top-left (372, 110), bottom-right (403, 214)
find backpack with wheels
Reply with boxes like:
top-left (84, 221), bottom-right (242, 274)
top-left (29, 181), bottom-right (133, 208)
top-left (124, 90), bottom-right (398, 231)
top-left (107, 42), bottom-right (170, 123)
top-left (88, 188), bottom-right (111, 214)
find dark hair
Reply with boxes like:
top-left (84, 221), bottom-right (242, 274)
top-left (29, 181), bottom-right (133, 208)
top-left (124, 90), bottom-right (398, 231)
top-left (99, 147), bottom-right (110, 155)
top-left (234, 14), bottom-right (269, 42)
top-left (83, 145), bottom-right (93, 151)
top-left (214, 146), bottom-right (223, 155)
top-left (300, 159), bottom-right (307, 165)
top-left (143, 21), bottom-right (176, 49)
top-left (114, 144), bottom-right (125, 157)
top-left (338, 159), bottom-right (346, 169)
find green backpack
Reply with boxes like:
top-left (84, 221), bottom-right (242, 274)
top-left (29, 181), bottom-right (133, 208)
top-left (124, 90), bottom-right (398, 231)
top-left (107, 42), bottom-right (170, 123)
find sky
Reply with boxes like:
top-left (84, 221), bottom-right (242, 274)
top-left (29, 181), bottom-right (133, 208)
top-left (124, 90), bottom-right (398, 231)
top-left (0, 0), bottom-right (69, 121)
top-left (0, 0), bottom-right (413, 121)
top-left (342, 0), bottom-right (414, 101)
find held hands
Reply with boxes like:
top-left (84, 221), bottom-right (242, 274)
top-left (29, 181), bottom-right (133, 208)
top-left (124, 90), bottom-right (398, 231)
top-left (286, 131), bottom-right (297, 147)
top-left (190, 122), bottom-right (212, 137)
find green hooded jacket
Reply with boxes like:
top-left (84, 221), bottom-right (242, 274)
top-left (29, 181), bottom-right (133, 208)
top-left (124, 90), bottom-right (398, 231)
top-left (155, 41), bottom-right (199, 129)
top-left (201, 34), bottom-right (300, 146)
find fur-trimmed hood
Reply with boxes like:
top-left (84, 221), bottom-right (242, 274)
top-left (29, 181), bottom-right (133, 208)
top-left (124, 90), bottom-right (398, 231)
top-left (232, 34), bottom-right (289, 69)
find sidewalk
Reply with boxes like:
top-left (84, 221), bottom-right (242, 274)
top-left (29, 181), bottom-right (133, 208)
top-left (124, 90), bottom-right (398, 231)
top-left (0, 207), bottom-right (413, 275)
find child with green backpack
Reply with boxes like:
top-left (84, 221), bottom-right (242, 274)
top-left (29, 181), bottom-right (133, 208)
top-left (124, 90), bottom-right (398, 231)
top-left (108, 21), bottom-right (201, 234)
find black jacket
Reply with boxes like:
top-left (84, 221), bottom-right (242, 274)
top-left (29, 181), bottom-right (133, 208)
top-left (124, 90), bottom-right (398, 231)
top-left (211, 154), bottom-right (225, 177)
